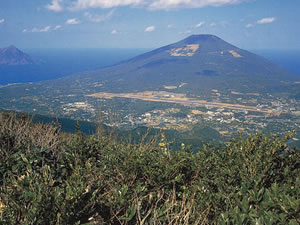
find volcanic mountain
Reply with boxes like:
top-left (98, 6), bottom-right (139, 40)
top-left (0, 45), bottom-right (37, 65)
top-left (46, 34), bottom-right (297, 95)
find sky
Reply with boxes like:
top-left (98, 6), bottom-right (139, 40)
top-left (0, 0), bottom-right (299, 50)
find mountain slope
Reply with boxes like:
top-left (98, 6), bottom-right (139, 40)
top-left (0, 45), bottom-right (37, 65)
top-left (51, 34), bottom-right (297, 95)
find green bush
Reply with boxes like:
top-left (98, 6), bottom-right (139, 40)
top-left (0, 113), bottom-right (299, 224)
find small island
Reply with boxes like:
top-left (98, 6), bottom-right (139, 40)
top-left (0, 45), bottom-right (38, 65)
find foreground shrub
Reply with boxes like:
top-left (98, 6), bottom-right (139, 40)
top-left (0, 113), bottom-right (299, 224)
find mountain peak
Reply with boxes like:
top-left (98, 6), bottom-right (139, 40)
top-left (2, 45), bottom-right (23, 55)
top-left (1, 45), bottom-right (22, 54)
top-left (128, 34), bottom-right (236, 62)
top-left (0, 45), bottom-right (37, 65)
top-left (7, 45), bottom-right (17, 49)
top-left (183, 34), bottom-right (220, 43)
top-left (179, 34), bottom-right (234, 48)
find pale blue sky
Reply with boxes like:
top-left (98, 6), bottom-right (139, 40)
top-left (0, 0), bottom-right (299, 49)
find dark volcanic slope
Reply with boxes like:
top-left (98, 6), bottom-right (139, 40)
top-left (0, 45), bottom-right (37, 65)
top-left (52, 34), bottom-right (297, 94)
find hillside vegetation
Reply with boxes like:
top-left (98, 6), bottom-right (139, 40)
top-left (0, 112), bottom-right (299, 224)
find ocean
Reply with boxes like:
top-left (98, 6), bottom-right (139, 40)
top-left (0, 48), bottom-right (148, 85)
top-left (252, 49), bottom-right (300, 76)
top-left (0, 48), bottom-right (299, 85)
